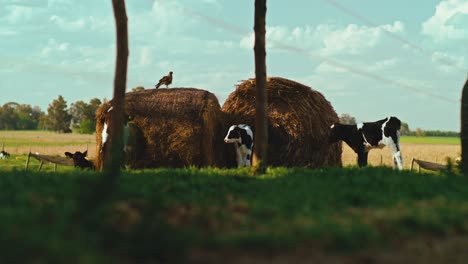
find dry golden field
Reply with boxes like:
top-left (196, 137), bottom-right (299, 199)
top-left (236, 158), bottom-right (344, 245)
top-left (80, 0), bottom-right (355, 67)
top-left (342, 143), bottom-right (460, 170)
top-left (0, 131), bottom-right (96, 158)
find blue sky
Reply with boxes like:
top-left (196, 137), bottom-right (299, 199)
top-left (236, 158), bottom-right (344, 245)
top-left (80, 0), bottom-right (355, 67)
top-left (1, 0), bottom-right (467, 131)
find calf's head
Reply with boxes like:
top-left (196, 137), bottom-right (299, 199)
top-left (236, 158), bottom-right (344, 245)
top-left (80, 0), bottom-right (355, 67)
top-left (224, 125), bottom-right (253, 146)
top-left (224, 125), bottom-right (243, 144)
top-left (65, 150), bottom-right (94, 169)
top-left (328, 124), bottom-right (343, 143)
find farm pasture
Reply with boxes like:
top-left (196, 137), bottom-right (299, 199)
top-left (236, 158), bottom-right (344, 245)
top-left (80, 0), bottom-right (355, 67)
top-left (0, 130), bottom-right (466, 263)
top-left (0, 131), bottom-right (460, 171)
top-left (0, 131), bottom-right (95, 157)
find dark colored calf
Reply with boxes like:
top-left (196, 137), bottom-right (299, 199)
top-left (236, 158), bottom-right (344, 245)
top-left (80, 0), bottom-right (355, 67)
top-left (65, 150), bottom-right (95, 170)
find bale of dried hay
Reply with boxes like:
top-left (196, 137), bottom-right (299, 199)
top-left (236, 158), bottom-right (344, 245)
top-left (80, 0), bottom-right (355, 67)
top-left (222, 77), bottom-right (342, 168)
top-left (95, 88), bottom-right (226, 169)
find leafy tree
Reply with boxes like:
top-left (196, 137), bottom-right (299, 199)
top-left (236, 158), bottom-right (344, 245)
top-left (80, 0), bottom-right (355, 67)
top-left (339, 113), bottom-right (356, 125)
top-left (45, 95), bottom-right (72, 133)
top-left (70, 100), bottom-right (90, 125)
top-left (0, 103), bottom-right (19, 130)
top-left (0, 103), bottom-right (44, 130)
top-left (400, 122), bottom-right (410, 135)
top-left (415, 128), bottom-right (425, 137)
top-left (78, 119), bottom-right (95, 134)
top-left (69, 98), bottom-right (102, 134)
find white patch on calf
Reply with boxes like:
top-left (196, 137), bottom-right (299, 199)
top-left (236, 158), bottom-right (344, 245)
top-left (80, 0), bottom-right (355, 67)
top-left (381, 118), bottom-right (403, 170)
top-left (101, 123), bottom-right (109, 153)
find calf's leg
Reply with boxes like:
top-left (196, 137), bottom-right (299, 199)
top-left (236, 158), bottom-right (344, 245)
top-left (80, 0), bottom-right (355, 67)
top-left (357, 151), bottom-right (369, 167)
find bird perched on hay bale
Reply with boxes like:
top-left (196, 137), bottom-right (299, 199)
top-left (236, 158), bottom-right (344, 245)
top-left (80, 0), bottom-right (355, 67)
top-left (155, 71), bottom-right (173, 89)
top-left (95, 88), bottom-right (226, 169)
top-left (222, 77), bottom-right (342, 168)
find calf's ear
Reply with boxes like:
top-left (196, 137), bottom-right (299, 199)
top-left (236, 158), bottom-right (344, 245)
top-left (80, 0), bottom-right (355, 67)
top-left (65, 152), bottom-right (73, 158)
top-left (83, 150), bottom-right (88, 157)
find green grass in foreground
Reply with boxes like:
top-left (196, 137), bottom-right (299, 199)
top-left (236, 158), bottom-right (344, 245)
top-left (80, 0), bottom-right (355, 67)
top-left (1, 166), bottom-right (468, 263)
top-left (400, 136), bottom-right (460, 145)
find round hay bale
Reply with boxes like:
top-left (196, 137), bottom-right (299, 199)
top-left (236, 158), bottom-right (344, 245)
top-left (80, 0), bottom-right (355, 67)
top-left (95, 88), bottom-right (227, 169)
top-left (222, 77), bottom-right (342, 168)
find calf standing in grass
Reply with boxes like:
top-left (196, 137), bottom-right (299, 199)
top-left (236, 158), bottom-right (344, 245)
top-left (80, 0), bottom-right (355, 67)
top-left (0, 150), bottom-right (10, 159)
top-left (329, 116), bottom-right (403, 170)
top-left (65, 150), bottom-right (95, 170)
top-left (224, 124), bottom-right (254, 167)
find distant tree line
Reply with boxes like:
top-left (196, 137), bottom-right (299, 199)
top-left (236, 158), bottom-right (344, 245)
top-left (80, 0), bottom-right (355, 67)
top-left (339, 113), bottom-right (459, 137)
top-left (0, 95), bottom-right (103, 134)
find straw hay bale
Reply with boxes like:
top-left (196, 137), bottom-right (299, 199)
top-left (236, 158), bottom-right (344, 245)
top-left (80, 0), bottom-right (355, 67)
top-left (222, 77), bottom-right (342, 168)
top-left (95, 88), bottom-right (226, 169)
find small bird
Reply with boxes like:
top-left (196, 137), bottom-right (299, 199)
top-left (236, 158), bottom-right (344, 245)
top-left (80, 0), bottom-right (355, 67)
top-left (155, 71), bottom-right (173, 89)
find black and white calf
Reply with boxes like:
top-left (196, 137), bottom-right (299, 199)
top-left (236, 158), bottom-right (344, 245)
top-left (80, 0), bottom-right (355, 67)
top-left (329, 116), bottom-right (403, 170)
top-left (65, 150), bottom-right (95, 170)
top-left (0, 150), bottom-right (10, 159)
top-left (224, 124), bottom-right (254, 167)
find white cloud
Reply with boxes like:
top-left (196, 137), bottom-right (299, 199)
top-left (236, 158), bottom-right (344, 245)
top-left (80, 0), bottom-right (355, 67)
top-left (240, 21), bottom-right (405, 56)
top-left (431, 51), bottom-right (466, 72)
top-left (151, 0), bottom-right (187, 33)
top-left (240, 25), bottom-right (324, 50)
top-left (139, 46), bottom-right (152, 66)
top-left (422, 0), bottom-right (468, 40)
top-left (1, 0), bottom-right (47, 7)
top-left (321, 21), bottom-right (404, 56)
top-left (6, 5), bottom-right (34, 23)
top-left (0, 28), bottom-right (17, 35)
top-left (315, 62), bottom-right (348, 74)
top-left (49, 15), bottom-right (85, 31)
top-left (41, 38), bottom-right (69, 56)
top-left (367, 58), bottom-right (399, 71)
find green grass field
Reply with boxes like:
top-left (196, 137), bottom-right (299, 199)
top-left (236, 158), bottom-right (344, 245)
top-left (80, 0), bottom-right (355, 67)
top-left (0, 131), bottom-right (466, 263)
top-left (400, 136), bottom-right (460, 145)
top-left (1, 166), bottom-right (468, 263)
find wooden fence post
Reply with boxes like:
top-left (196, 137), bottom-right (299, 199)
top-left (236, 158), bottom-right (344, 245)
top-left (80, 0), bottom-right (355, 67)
top-left (25, 152), bottom-right (31, 170)
top-left (38, 161), bottom-right (44, 171)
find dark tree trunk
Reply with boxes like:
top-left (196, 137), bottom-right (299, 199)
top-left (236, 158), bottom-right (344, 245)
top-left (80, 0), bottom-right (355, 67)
top-left (461, 77), bottom-right (468, 174)
top-left (69, 0), bottom-right (129, 224)
top-left (104, 0), bottom-right (128, 178)
top-left (253, 0), bottom-right (268, 174)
